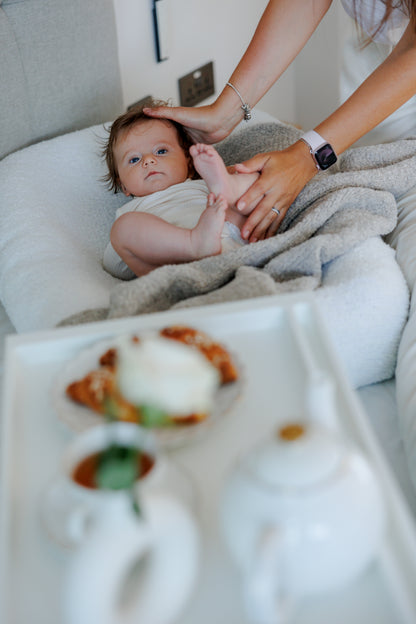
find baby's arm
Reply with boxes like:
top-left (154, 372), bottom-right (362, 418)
top-left (110, 195), bottom-right (227, 277)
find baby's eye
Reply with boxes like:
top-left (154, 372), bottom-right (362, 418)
top-left (129, 156), bottom-right (141, 164)
top-left (156, 148), bottom-right (168, 155)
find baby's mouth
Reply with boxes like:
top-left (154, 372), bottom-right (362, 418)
top-left (146, 171), bottom-right (162, 179)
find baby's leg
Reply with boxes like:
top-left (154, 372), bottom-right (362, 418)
top-left (190, 143), bottom-right (259, 211)
top-left (110, 199), bottom-right (226, 277)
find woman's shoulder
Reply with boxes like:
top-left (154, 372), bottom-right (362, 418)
top-left (340, 0), bottom-right (409, 45)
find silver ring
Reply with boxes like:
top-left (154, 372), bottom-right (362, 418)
top-left (271, 207), bottom-right (280, 216)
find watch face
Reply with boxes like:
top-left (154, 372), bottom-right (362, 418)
top-left (316, 144), bottom-right (337, 170)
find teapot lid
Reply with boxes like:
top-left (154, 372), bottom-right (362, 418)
top-left (246, 422), bottom-right (342, 489)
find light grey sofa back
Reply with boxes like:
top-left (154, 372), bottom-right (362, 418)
top-left (0, 0), bottom-right (123, 159)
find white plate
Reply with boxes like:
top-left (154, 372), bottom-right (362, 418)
top-left (52, 334), bottom-right (243, 448)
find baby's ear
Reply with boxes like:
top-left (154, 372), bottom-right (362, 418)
top-left (121, 183), bottom-right (131, 196)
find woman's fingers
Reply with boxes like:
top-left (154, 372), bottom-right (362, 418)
top-left (234, 153), bottom-right (286, 239)
top-left (266, 211), bottom-right (284, 237)
top-left (143, 104), bottom-right (229, 144)
top-left (235, 154), bottom-right (277, 214)
top-left (241, 198), bottom-right (287, 241)
top-left (237, 144), bottom-right (318, 241)
top-left (234, 154), bottom-right (268, 215)
top-left (144, 105), bottom-right (210, 143)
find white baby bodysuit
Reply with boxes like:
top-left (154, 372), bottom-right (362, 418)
top-left (103, 179), bottom-right (247, 280)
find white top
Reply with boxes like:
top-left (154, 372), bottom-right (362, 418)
top-left (340, 0), bottom-right (409, 45)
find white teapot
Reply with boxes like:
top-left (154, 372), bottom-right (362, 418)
top-left (220, 409), bottom-right (386, 624)
top-left (42, 423), bottom-right (199, 624)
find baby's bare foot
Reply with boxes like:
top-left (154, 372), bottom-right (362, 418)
top-left (190, 144), bottom-right (230, 199)
top-left (190, 193), bottom-right (227, 258)
top-left (190, 143), bottom-right (259, 213)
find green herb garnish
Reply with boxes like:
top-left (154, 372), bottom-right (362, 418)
top-left (140, 404), bottom-right (172, 427)
top-left (96, 443), bottom-right (142, 516)
top-left (96, 445), bottom-right (139, 490)
top-left (95, 399), bottom-right (170, 517)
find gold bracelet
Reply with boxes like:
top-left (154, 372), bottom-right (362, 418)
top-left (226, 82), bottom-right (252, 121)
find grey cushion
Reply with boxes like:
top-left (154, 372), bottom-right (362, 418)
top-left (0, 0), bottom-right (123, 159)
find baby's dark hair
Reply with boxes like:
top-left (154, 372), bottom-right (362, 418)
top-left (102, 98), bottom-right (197, 193)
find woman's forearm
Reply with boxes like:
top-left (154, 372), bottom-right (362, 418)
top-left (144, 0), bottom-right (333, 143)
top-left (215, 0), bottom-right (333, 119)
top-left (232, 13), bottom-right (416, 241)
top-left (315, 20), bottom-right (416, 153)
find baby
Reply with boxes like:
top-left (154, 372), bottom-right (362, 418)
top-left (102, 101), bottom-right (259, 279)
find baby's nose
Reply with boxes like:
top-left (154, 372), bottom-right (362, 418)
top-left (142, 153), bottom-right (156, 166)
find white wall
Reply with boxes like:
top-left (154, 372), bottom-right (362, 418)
top-left (113, 0), bottom-right (350, 130)
top-left (294, 1), bottom-right (352, 129)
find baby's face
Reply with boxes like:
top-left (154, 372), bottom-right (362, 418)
top-left (114, 119), bottom-right (190, 197)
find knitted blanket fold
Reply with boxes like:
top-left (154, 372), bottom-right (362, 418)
top-left (61, 122), bottom-right (416, 326)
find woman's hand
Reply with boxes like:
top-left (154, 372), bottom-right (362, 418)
top-left (234, 142), bottom-right (318, 242)
top-left (143, 102), bottom-right (238, 145)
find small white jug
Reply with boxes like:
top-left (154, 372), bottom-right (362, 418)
top-left (42, 422), bottom-right (199, 624)
top-left (220, 416), bottom-right (385, 624)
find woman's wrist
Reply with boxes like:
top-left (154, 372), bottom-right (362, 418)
top-left (212, 84), bottom-right (253, 136)
top-left (292, 140), bottom-right (321, 183)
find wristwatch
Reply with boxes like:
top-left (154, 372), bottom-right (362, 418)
top-left (300, 130), bottom-right (337, 171)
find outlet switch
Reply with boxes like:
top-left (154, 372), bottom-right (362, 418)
top-left (178, 62), bottom-right (215, 107)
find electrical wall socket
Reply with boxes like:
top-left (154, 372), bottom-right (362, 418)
top-left (178, 62), bottom-right (215, 107)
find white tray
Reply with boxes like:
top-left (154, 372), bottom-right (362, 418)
top-left (1, 293), bottom-right (416, 624)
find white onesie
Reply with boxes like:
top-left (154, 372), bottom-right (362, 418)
top-left (103, 179), bottom-right (247, 280)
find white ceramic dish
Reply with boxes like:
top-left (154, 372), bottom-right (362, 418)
top-left (52, 334), bottom-right (242, 448)
top-left (1, 293), bottom-right (416, 624)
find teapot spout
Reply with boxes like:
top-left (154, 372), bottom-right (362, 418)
top-left (288, 310), bottom-right (341, 433)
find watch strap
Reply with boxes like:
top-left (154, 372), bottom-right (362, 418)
top-left (300, 130), bottom-right (337, 171)
top-left (300, 130), bottom-right (328, 151)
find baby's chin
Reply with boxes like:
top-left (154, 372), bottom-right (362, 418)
top-left (139, 176), bottom-right (188, 196)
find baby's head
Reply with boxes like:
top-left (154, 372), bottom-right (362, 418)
top-left (103, 99), bottom-right (197, 197)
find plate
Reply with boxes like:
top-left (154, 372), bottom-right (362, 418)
top-left (52, 334), bottom-right (243, 448)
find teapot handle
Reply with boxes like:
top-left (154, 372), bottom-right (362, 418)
top-left (63, 494), bottom-right (199, 624)
top-left (244, 525), bottom-right (295, 624)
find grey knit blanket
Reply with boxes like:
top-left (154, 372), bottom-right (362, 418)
top-left (62, 122), bottom-right (416, 326)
